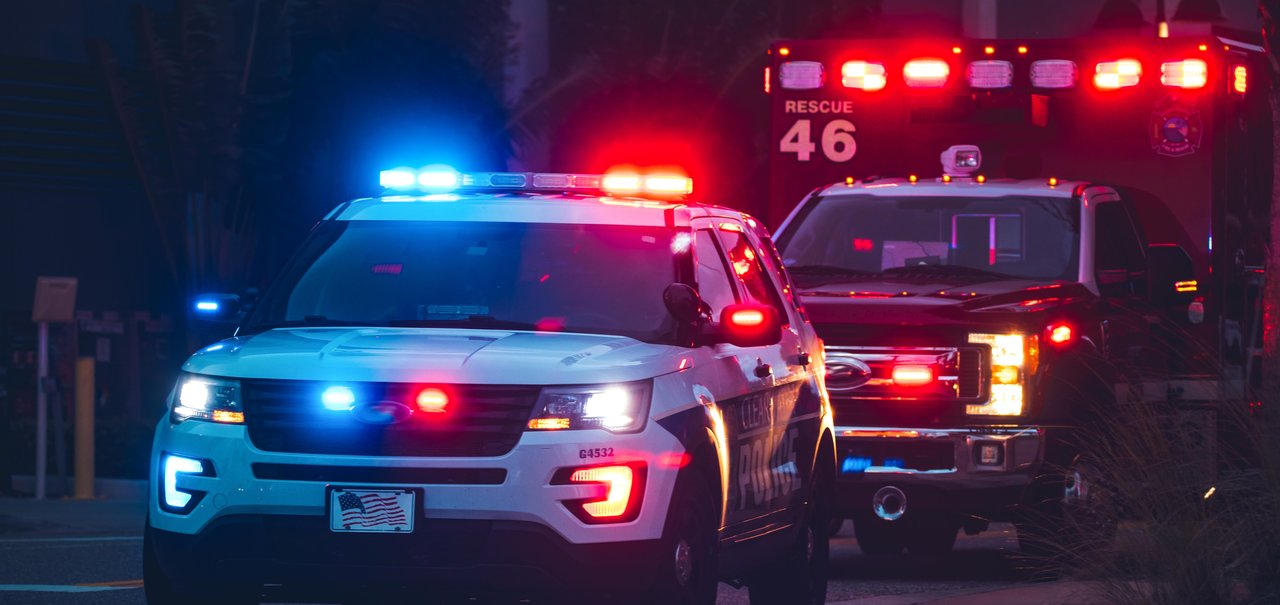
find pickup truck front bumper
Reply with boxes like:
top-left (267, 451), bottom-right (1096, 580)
top-left (833, 426), bottom-right (1046, 521)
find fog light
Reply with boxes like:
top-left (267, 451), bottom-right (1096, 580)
top-left (976, 443), bottom-right (1002, 466)
top-left (161, 454), bottom-right (210, 513)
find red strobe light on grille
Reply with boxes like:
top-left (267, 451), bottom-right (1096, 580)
top-left (891, 365), bottom-right (934, 387)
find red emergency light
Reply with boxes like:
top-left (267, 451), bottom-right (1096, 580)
top-left (1161, 59), bottom-right (1207, 89)
top-left (1094, 59), bottom-right (1142, 90)
top-left (891, 365), bottom-right (934, 387)
top-left (903, 59), bottom-right (950, 88)
top-left (842, 61), bottom-right (887, 91)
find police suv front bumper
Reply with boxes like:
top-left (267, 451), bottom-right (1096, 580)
top-left (148, 415), bottom-right (685, 597)
top-left (832, 426), bottom-right (1046, 518)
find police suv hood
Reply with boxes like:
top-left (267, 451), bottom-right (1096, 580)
top-left (183, 328), bottom-right (683, 384)
top-left (798, 278), bottom-right (1093, 327)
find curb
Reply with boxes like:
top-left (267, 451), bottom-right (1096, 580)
top-left (829, 581), bottom-right (1107, 605)
top-left (8, 476), bottom-right (147, 501)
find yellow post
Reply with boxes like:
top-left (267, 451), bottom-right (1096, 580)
top-left (74, 357), bottom-right (94, 499)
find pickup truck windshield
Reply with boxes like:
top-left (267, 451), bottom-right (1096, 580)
top-left (244, 221), bottom-right (683, 343)
top-left (777, 195), bottom-right (1080, 283)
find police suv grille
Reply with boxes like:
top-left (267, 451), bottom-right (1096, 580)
top-left (242, 380), bottom-right (539, 457)
top-left (826, 345), bottom-right (987, 426)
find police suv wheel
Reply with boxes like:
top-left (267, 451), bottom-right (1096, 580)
top-left (641, 466), bottom-right (718, 605)
top-left (144, 522), bottom-right (252, 605)
top-left (746, 462), bottom-right (832, 605)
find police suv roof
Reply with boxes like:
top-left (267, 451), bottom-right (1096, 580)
top-left (329, 192), bottom-right (744, 227)
top-left (817, 177), bottom-right (1085, 199)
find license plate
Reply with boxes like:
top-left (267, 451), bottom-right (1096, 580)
top-left (329, 488), bottom-right (415, 533)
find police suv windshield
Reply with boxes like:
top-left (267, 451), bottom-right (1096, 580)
top-left (778, 195), bottom-right (1080, 283)
top-left (244, 221), bottom-right (683, 343)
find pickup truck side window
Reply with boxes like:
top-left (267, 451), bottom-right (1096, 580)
top-left (694, 229), bottom-right (739, 317)
top-left (1094, 202), bottom-right (1147, 293)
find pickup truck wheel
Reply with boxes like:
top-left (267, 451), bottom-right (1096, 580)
top-left (904, 523), bottom-right (958, 556)
top-left (747, 461), bottom-right (832, 605)
top-left (852, 513), bottom-right (906, 556)
top-left (637, 466), bottom-right (718, 605)
top-left (1017, 455), bottom-right (1116, 558)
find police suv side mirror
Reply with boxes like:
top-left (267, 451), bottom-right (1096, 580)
top-left (663, 283), bottom-right (705, 324)
top-left (717, 304), bottom-right (783, 348)
top-left (193, 293), bottom-right (242, 323)
top-left (1145, 244), bottom-right (1196, 307)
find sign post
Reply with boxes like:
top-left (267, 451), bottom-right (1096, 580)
top-left (32, 277), bottom-right (77, 500)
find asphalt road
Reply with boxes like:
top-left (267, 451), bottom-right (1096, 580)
top-left (0, 499), bottom-right (1030, 605)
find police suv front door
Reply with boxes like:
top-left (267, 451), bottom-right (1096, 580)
top-left (693, 219), bottom-right (810, 537)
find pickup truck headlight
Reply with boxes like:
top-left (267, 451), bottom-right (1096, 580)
top-left (172, 374), bottom-right (244, 424)
top-left (966, 333), bottom-right (1033, 416)
top-left (527, 381), bottom-right (651, 433)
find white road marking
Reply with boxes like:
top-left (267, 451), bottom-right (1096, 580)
top-left (0, 584), bottom-right (134, 593)
top-left (0, 535), bottom-right (141, 544)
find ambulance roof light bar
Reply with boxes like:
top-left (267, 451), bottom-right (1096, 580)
top-left (379, 167), bottom-right (691, 197)
top-left (941, 145), bottom-right (981, 177)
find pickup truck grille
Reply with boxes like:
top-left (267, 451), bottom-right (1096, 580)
top-left (242, 379), bottom-right (539, 457)
top-left (826, 345), bottom-right (986, 402)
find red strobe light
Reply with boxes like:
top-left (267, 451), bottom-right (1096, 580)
top-left (891, 365), bottom-right (934, 387)
top-left (416, 388), bottom-right (449, 414)
top-left (1095, 59), bottom-right (1142, 90)
top-left (903, 59), bottom-right (950, 88)
top-left (1047, 323), bottom-right (1074, 345)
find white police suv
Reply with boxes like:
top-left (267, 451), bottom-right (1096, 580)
top-left (145, 168), bottom-right (836, 605)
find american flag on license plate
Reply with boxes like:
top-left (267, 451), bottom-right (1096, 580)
top-left (337, 491), bottom-right (407, 528)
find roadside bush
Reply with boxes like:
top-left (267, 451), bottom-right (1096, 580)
top-left (1034, 380), bottom-right (1280, 604)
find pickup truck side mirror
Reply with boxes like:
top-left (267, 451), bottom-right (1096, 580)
top-left (717, 304), bottom-right (783, 348)
top-left (193, 293), bottom-right (242, 323)
top-left (1145, 244), bottom-right (1196, 307)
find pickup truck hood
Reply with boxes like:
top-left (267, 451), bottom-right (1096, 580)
top-left (799, 278), bottom-right (1093, 327)
top-left (183, 327), bottom-right (684, 385)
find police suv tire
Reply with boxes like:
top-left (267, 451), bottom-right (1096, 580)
top-left (852, 513), bottom-right (905, 556)
top-left (144, 521), bottom-right (252, 605)
top-left (637, 465), bottom-right (719, 605)
top-left (746, 461), bottom-right (832, 605)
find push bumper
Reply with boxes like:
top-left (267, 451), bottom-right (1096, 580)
top-left (150, 514), bottom-right (663, 600)
top-left (833, 426), bottom-right (1046, 519)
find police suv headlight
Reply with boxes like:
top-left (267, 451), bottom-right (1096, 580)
top-left (171, 374), bottom-right (244, 424)
top-left (527, 381), bottom-right (651, 433)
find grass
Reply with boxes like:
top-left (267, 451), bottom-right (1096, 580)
top-left (1040, 380), bottom-right (1280, 604)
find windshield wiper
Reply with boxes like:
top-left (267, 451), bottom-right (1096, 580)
top-left (246, 315), bottom-right (379, 332)
top-left (389, 315), bottom-right (539, 330)
top-left (786, 265), bottom-right (880, 278)
top-left (882, 265), bottom-right (1016, 280)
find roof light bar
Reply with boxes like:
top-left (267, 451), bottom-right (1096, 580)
top-left (967, 60), bottom-right (1013, 89)
top-left (841, 61), bottom-right (887, 91)
top-left (1030, 60), bottom-right (1077, 89)
top-left (602, 173), bottom-right (693, 196)
top-left (1161, 59), bottom-right (1207, 89)
top-left (903, 59), bottom-right (950, 88)
top-left (779, 61), bottom-right (825, 90)
top-left (379, 168), bottom-right (685, 196)
top-left (1095, 59), bottom-right (1142, 90)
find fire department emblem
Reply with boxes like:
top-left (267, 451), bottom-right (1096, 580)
top-left (1149, 96), bottom-right (1203, 157)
